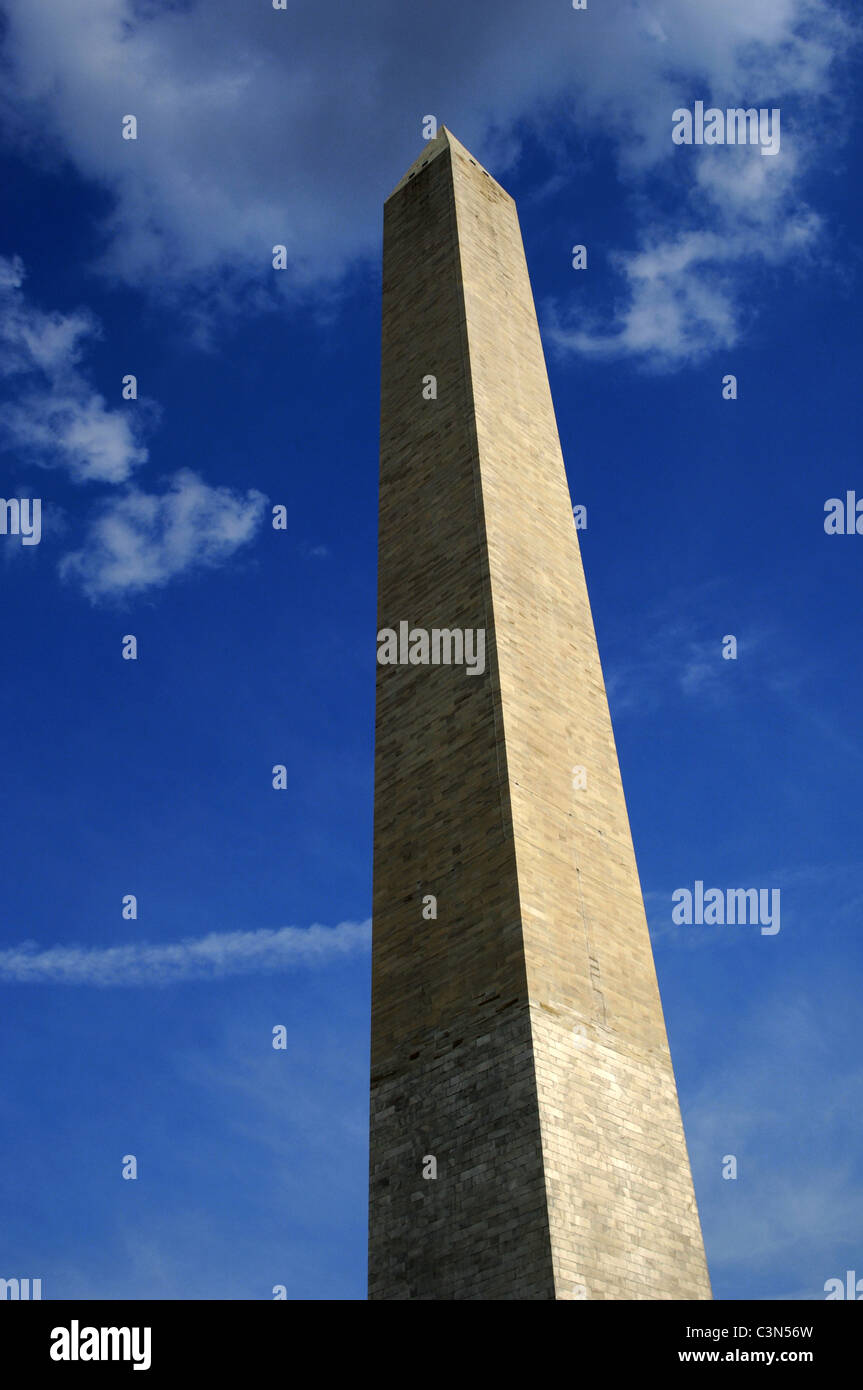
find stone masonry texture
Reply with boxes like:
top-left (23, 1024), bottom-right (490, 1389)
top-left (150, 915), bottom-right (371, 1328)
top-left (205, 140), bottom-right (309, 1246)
top-left (368, 128), bottom-right (712, 1301)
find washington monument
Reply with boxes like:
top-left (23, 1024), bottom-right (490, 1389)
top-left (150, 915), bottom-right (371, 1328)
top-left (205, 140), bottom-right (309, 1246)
top-left (369, 128), bottom-right (711, 1301)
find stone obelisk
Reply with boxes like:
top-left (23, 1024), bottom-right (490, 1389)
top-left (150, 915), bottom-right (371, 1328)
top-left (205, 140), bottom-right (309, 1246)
top-left (369, 127), bottom-right (711, 1301)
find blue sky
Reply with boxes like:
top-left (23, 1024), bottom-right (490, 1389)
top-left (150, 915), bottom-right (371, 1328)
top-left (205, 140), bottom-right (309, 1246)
top-left (0, 0), bottom-right (861, 1300)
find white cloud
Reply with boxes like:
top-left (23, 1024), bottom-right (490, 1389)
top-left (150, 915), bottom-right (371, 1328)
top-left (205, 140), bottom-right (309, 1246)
top-left (547, 153), bottom-right (824, 368)
top-left (0, 0), bottom-right (854, 362)
top-left (0, 258), bottom-right (267, 597)
top-left (0, 919), bottom-right (371, 986)
top-left (59, 467), bottom-right (267, 599)
top-left (0, 254), bottom-right (149, 482)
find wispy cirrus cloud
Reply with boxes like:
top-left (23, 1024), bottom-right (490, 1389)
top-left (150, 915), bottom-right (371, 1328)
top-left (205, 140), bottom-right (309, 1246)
top-left (0, 920), bottom-right (371, 986)
top-left (602, 582), bottom-right (863, 769)
top-left (682, 977), bottom-right (863, 1297)
top-left (604, 597), bottom-right (748, 715)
